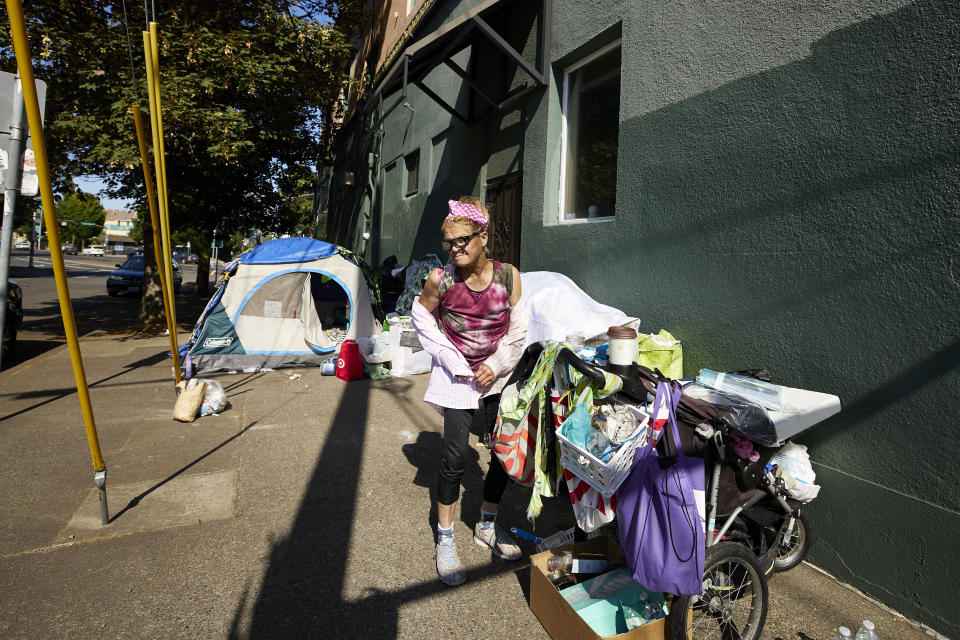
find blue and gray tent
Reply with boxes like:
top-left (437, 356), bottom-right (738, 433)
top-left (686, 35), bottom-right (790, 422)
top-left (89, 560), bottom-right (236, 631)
top-left (181, 237), bottom-right (382, 375)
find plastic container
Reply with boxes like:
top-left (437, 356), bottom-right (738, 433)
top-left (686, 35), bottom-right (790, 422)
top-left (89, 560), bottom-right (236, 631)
top-left (855, 621), bottom-right (878, 640)
top-left (833, 627), bottom-right (852, 640)
top-left (696, 369), bottom-right (784, 411)
top-left (607, 325), bottom-right (638, 366)
top-left (557, 405), bottom-right (650, 497)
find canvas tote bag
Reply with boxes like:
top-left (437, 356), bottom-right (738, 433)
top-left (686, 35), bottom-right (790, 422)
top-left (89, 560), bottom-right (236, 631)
top-left (616, 379), bottom-right (705, 596)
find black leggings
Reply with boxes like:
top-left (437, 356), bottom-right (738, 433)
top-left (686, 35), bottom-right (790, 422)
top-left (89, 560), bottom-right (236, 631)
top-left (437, 394), bottom-right (510, 506)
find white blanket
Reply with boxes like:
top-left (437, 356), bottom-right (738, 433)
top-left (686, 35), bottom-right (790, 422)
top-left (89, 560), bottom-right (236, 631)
top-left (519, 271), bottom-right (639, 348)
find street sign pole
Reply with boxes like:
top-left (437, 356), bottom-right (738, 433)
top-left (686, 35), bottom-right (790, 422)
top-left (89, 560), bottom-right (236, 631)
top-left (0, 75), bottom-right (26, 371)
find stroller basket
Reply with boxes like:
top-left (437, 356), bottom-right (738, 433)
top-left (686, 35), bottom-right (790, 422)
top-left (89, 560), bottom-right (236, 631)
top-left (556, 405), bottom-right (650, 498)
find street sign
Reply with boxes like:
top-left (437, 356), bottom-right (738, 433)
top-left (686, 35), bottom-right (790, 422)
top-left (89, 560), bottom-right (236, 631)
top-left (0, 71), bottom-right (46, 194)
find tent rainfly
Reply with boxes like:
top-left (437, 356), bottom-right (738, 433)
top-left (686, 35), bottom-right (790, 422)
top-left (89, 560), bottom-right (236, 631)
top-left (182, 237), bottom-right (381, 375)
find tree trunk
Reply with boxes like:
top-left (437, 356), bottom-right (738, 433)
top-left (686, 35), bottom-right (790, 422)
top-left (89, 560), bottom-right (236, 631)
top-left (194, 229), bottom-right (211, 297)
top-left (138, 211), bottom-right (167, 329)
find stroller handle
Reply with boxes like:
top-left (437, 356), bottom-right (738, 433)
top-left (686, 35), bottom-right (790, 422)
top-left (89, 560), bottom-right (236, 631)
top-left (557, 347), bottom-right (606, 383)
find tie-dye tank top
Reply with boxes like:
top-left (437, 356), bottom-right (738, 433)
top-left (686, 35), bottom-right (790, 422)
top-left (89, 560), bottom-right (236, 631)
top-left (437, 261), bottom-right (513, 370)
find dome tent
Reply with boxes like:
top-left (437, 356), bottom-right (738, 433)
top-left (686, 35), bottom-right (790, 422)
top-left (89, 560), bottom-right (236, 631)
top-left (181, 237), bottom-right (381, 375)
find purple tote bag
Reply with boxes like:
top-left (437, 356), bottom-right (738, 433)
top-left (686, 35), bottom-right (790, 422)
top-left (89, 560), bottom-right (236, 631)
top-left (616, 379), bottom-right (705, 596)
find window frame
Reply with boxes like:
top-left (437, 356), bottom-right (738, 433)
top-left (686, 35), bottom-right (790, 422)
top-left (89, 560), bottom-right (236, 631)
top-left (558, 38), bottom-right (622, 225)
top-left (404, 149), bottom-right (420, 198)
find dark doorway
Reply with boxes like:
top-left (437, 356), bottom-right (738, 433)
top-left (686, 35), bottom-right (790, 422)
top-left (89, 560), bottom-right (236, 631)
top-left (485, 173), bottom-right (522, 267)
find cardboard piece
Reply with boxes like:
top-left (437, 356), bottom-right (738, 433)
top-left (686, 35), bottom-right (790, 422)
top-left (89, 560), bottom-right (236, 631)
top-left (529, 537), bottom-right (679, 640)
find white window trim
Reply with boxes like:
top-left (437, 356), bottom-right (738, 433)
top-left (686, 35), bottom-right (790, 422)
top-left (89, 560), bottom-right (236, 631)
top-left (558, 38), bottom-right (622, 225)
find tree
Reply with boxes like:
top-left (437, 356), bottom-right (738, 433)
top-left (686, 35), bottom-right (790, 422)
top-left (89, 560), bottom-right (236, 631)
top-left (55, 191), bottom-right (105, 248)
top-left (0, 194), bottom-right (40, 236)
top-left (0, 0), bottom-right (361, 328)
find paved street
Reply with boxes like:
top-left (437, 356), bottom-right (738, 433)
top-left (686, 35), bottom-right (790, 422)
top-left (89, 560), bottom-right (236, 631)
top-left (0, 254), bottom-right (936, 639)
top-left (4, 249), bottom-right (204, 368)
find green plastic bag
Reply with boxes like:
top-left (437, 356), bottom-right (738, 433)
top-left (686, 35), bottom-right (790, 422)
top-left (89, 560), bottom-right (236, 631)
top-left (635, 329), bottom-right (682, 379)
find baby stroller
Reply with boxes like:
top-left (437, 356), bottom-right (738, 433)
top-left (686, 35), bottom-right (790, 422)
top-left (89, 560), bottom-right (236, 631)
top-left (551, 347), bottom-right (826, 640)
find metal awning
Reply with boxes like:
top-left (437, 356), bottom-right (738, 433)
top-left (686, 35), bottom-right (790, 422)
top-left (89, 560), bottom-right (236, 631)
top-left (366, 0), bottom-right (551, 128)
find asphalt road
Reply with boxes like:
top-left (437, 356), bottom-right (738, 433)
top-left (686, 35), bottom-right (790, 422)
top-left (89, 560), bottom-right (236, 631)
top-left (4, 250), bottom-right (204, 369)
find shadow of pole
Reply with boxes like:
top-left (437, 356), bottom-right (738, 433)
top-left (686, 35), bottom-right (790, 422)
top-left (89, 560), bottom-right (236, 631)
top-left (108, 420), bottom-right (257, 523)
top-left (0, 351), bottom-right (170, 422)
top-left (244, 380), bottom-right (381, 638)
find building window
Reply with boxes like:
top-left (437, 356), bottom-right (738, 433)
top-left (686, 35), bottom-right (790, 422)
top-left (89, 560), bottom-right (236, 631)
top-left (560, 40), bottom-right (621, 222)
top-left (407, 0), bottom-right (420, 15)
top-left (405, 150), bottom-right (419, 197)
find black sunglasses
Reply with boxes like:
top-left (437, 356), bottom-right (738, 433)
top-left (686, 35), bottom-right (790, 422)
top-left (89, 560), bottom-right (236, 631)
top-left (441, 231), bottom-right (480, 251)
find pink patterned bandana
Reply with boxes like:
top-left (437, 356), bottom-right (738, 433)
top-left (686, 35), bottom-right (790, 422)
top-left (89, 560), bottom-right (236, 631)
top-left (446, 199), bottom-right (488, 228)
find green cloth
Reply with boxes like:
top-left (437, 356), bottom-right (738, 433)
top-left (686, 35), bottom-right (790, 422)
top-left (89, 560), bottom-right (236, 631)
top-left (500, 341), bottom-right (622, 523)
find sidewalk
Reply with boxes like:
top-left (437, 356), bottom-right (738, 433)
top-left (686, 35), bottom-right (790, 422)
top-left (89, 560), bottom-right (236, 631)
top-left (0, 333), bottom-right (932, 639)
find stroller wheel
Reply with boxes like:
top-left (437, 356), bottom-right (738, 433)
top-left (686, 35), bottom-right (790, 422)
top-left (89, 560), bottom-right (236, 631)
top-left (669, 541), bottom-right (768, 640)
top-left (774, 508), bottom-right (814, 572)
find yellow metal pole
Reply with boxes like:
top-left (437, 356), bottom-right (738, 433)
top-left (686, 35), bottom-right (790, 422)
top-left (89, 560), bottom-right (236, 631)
top-left (132, 103), bottom-right (180, 383)
top-left (5, 0), bottom-right (109, 522)
top-left (148, 24), bottom-right (178, 333)
top-left (141, 29), bottom-right (179, 369)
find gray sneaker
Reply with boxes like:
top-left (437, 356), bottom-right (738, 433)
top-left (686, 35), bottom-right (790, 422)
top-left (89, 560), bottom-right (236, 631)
top-left (473, 522), bottom-right (521, 561)
top-left (435, 536), bottom-right (466, 586)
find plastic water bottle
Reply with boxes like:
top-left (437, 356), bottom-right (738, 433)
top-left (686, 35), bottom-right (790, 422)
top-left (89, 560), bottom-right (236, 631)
top-left (640, 599), bottom-right (664, 621)
top-left (855, 621), bottom-right (878, 640)
top-left (833, 627), bottom-right (852, 640)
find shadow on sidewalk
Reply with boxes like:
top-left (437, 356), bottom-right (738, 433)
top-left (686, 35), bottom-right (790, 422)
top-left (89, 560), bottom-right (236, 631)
top-left (236, 374), bottom-right (577, 639)
top-left (0, 350), bottom-right (171, 422)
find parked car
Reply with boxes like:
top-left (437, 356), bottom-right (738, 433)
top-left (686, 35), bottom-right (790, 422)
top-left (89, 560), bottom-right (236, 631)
top-left (106, 253), bottom-right (183, 296)
top-left (14, 239), bottom-right (30, 250)
top-left (62, 245), bottom-right (78, 255)
top-left (3, 280), bottom-right (23, 362)
top-left (82, 245), bottom-right (105, 256)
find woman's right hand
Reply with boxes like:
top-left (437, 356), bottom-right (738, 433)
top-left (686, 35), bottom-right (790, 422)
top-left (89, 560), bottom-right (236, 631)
top-left (473, 363), bottom-right (495, 388)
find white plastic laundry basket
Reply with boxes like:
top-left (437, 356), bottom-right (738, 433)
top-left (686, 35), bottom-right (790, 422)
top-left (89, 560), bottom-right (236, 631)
top-left (557, 405), bottom-right (650, 498)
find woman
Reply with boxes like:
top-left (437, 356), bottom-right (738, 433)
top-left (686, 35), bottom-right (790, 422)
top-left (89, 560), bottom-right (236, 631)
top-left (411, 197), bottom-right (527, 586)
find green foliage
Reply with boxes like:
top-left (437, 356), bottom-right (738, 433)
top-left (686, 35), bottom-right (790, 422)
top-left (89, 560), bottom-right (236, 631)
top-left (0, 0), bottom-right (362, 311)
top-left (55, 191), bottom-right (106, 247)
top-left (0, 195), bottom-right (41, 235)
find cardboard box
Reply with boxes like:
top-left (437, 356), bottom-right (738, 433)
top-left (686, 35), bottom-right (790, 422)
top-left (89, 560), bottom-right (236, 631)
top-left (529, 537), bottom-right (676, 640)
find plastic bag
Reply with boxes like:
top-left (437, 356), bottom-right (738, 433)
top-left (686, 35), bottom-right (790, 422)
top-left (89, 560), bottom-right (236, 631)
top-left (388, 322), bottom-right (432, 376)
top-left (770, 442), bottom-right (821, 502)
top-left (635, 330), bottom-right (682, 379)
top-left (362, 332), bottom-right (392, 364)
top-left (684, 384), bottom-right (779, 446)
top-left (564, 470), bottom-right (616, 533)
top-left (187, 378), bottom-right (227, 416)
top-left (558, 402), bottom-right (594, 452)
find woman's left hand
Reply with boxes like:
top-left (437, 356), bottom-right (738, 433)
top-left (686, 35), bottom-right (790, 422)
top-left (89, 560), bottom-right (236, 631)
top-left (474, 363), bottom-right (495, 388)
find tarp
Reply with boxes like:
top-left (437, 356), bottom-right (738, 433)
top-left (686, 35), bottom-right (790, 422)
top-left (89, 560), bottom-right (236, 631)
top-left (240, 237), bottom-right (339, 265)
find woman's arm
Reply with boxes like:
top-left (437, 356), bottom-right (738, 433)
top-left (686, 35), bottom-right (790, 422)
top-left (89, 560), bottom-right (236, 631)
top-left (411, 297), bottom-right (474, 378)
top-left (417, 267), bottom-right (441, 313)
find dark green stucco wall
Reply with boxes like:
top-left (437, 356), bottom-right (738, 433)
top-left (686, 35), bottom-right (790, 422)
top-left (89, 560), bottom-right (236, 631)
top-left (333, 0), bottom-right (959, 634)
top-left (520, 1), bottom-right (958, 635)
